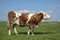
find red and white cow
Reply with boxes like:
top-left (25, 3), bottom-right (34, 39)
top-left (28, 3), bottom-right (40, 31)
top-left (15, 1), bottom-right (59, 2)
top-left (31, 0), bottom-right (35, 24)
top-left (7, 11), bottom-right (51, 36)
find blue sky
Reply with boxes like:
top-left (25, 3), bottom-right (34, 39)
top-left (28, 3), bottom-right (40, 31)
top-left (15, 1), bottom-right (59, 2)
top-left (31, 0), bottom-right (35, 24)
top-left (0, 0), bottom-right (60, 21)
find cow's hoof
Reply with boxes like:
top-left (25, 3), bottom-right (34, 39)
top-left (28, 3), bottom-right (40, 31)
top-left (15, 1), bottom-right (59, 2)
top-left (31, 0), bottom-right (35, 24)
top-left (16, 34), bottom-right (18, 35)
top-left (32, 34), bottom-right (34, 36)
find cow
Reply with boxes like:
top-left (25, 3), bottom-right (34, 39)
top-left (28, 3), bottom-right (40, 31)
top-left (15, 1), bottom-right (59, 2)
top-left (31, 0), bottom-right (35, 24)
top-left (7, 11), bottom-right (51, 36)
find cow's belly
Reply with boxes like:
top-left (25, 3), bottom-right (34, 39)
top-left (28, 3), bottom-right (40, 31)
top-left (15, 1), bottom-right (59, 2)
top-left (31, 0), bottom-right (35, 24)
top-left (13, 18), bottom-right (28, 26)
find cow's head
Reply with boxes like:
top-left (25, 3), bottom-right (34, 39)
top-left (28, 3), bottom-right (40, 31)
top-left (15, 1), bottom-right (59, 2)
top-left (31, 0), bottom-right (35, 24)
top-left (40, 11), bottom-right (51, 20)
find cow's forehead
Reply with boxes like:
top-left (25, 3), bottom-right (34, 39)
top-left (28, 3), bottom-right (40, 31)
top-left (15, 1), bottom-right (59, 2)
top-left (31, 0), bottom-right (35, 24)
top-left (39, 11), bottom-right (47, 14)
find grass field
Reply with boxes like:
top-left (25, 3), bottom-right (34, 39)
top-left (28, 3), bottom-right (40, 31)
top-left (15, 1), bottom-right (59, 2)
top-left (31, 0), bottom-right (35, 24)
top-left (0, 22), bottom-right (60, 40)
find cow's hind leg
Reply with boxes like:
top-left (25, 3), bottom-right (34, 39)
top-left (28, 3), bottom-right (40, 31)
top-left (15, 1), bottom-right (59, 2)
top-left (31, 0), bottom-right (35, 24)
top-left (8, 29), bottom-right (11, 35)
top-left (7, 25), bottom-right (12, 35)
top-left (7, 21), bottom-right (12, 35)
top-left (13, 24), bottom-right (18, 35)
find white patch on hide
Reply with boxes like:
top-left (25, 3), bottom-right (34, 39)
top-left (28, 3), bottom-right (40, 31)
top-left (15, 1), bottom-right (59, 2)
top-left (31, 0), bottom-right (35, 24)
top-left (26, 14), bottom-right (34, 24)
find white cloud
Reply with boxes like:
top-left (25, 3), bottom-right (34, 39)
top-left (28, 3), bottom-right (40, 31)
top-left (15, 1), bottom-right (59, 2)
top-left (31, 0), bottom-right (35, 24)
top-left (15, 10), bottom-right (35, 13)
top-left (48, 4), bottom-right (60, 9)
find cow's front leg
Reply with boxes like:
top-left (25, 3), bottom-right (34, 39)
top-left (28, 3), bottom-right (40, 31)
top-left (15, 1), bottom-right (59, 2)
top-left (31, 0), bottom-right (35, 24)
top-left (28, 29), bottom-right (30, 35)
top-left (31, 28), bottom-right (34, 36)
top-left (28, 29), bottom-right (34, 36)
top-left (30, 25), bottom-right (34, 36)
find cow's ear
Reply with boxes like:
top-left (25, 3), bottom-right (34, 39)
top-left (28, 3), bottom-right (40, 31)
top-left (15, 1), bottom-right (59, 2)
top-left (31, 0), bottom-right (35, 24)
top-left (37, 13), bottom-right (42, 16)
top-left (40, 13), bottom-right (43, 14)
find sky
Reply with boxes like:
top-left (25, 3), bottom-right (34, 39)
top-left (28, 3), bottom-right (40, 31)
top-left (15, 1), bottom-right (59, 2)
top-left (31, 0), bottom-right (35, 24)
top-left (0, 0), bottom-right (60, 21)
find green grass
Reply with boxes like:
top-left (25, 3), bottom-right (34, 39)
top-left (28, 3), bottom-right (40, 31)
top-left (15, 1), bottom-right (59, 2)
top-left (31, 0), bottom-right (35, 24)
top-left (0, 22), bottom-right (60, 40)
